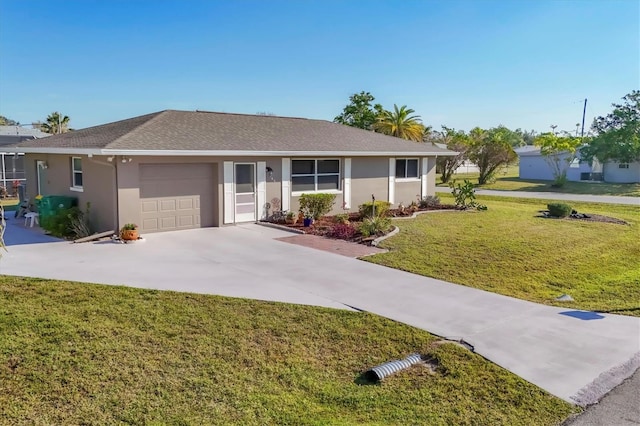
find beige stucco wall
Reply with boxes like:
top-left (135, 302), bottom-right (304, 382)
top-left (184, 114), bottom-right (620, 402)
top-left (24, 154), bottom-right (117, 232)
top-left (25, 153), bottom-right (441, 232)
top-left (350, 157), bottom-right (389, 210)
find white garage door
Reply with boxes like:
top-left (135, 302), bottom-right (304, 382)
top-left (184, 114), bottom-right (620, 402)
top-left (139, 163), bottom-right (216, 232)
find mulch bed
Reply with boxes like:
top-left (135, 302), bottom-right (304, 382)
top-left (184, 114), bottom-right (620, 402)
top-left (268, 205), bottom-right (460, 245)
top-left (538, 211), bottom-right (629, 225)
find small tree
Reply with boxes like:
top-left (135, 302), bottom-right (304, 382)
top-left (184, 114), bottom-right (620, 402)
top-left (334, 91), bottom-right (384, 130)
top-left (581, 90), bottom-right (640, 168)
top-left (467, 126), bottom-right (519, 184)
top-left (534, 133), bottom-right (582, 187)
top-left (434, 127), bottom-right (471, 183)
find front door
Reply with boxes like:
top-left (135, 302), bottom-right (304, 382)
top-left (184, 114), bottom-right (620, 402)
top-left (234, 163), bottom-right (256, 222)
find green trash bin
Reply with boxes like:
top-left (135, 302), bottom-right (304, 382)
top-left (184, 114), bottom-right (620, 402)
top-left (38, 195), bottom-right (78, 228)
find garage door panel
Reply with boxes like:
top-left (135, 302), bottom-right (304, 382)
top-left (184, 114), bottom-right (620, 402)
top-left (143, 218), bottom-right (159, 231)
top-left (178, 198), bottom-right (194, 210)
top-left (160, 199), bottom-right (177, 211)
top-left (141, 200), bottom-right (158, 213)
top-left (139, 164), bottom-right (215, 233)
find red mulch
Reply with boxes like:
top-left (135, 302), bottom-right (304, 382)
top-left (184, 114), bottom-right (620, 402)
top-left (270, 205), bottom-right (459, 245)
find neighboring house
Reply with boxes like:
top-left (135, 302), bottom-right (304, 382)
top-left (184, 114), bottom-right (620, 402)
top-left (516, 146), bottom-right (640, 183)
top-left (0, 126), bottom-right (50, 193)
top-left (9, 110), bottom-right (455, 233)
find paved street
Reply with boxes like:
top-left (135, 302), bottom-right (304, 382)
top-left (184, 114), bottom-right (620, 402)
top-left (435, 186), bottom-right (640, 205)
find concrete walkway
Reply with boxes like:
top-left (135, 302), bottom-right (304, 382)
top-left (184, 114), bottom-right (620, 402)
top-left (435, 186), bottom-right (640, 205)
top-left (1, 223), bottom-right (638, 406)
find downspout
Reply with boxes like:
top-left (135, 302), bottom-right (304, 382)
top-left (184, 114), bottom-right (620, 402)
top-left (87, 156), bottom-right (119, 232)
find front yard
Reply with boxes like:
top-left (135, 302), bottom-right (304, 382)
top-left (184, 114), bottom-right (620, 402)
top-left (0, 277), bottom-right (575, 425)
top-left (366, 195), bottom-right (640, 315)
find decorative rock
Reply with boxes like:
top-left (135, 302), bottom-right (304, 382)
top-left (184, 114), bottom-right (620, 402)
top-left (555, 294), bottom-right (574, 302)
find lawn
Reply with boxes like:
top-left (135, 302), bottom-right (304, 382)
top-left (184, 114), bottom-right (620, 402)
top-left (0, 277), bottom-right (575, 425)
top-left (438, 166), bottom-right (640, 197)
top-left (367, 195), bottom-right (640, 316)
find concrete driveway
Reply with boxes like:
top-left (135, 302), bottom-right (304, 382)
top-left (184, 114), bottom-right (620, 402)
top-left (1, 221), bottom-right (638, 406)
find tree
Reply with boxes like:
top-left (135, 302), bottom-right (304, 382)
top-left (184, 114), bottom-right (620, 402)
top-left (373, 104), bottom-right (425, 142)
top-left (0, 116), bottom-right (19, 126)
top-left (581, 90), bottom-right (640, 165)
top-left (40, 111), bottom-right (70, 134)
top-left (534, 133), bottom-right (582, 187)
top-left (515, 128), bottom-right (537, 146)
top-left (467, 126), bottom-right (518, 184)
top-left (433, 127), bottom-right (471, 183)
top-left (334, 91), bottom-right (383, 130)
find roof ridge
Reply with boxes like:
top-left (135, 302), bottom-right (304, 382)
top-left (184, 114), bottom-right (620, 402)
top-left (104, 110), bottom-right (168, 148)
top-left (191, 109), bottom-right (320, 122)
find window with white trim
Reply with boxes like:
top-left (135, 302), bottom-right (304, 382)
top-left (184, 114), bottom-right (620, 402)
top-left (619, 163), bottom-right (630, 169)
top-left (395, 158), bottom-right (419, 179)
top-left (291, 159), bottom-right (340, 193)
top-left (71, 157), bottom-right (83, 188)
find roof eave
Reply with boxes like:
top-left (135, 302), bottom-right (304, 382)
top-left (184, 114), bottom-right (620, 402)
top-left (12, 147), bottom-right (458, 157)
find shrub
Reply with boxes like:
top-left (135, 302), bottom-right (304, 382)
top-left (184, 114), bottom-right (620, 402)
top-left (418, 195), bottom-right (441, 208)
top-left (547, 203), bottom-right (572, 218)
top-left (449, 179), bottom-right (476, 208)
top-left (298, 193), bottom-right (336, 220)
top-left (334, 213), bottom-right (350, 224)
top-left (359, 201), bottom-right (392, 219)
top-left (359, 216), bottom-right (392, 237)
top-left (328, 223), bottom-right (357, 240)
top-left (41, 207), bottom-right (80, 238)
top-left (68, 203), bottom-right (92, 238)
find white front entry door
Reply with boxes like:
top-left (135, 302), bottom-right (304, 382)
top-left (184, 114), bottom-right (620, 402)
top-left (234, 163), bottom-right (256, 222)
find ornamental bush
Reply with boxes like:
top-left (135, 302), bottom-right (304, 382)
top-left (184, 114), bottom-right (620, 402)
top-left (328, 223), bottom-right (357, 240)
top-left (298, 193), bottom-right (336, 220)
top-left (547, 203), bottom-right (572, 218)
top-left (359, 216), bottom-right (392, 237)
top-left (418, 195), bottom-right (441, 208)
top-left (359, 201), bottom-right (392, 219)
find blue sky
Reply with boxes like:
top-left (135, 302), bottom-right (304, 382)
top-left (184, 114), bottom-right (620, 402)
top-left (0, 0), bottom-right (638, 134)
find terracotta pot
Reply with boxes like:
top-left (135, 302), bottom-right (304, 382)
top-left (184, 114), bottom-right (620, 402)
top-left (121, 229), bottom-right (139, 241)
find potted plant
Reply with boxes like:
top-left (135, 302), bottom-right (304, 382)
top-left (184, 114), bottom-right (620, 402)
top-left (302, 212), bottom-right (313, 227)
top-left (285, 211), bottom-right (297, 225)
top-left (120, 223), bottom-right (139, 241)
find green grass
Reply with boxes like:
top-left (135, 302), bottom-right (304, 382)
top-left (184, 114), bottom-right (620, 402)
top-left (439, 166), bottom-right (640, 196)
top-left (0, 277), bottom-right (576, 425)
top-left (367, 195), bottom-right (640, 315)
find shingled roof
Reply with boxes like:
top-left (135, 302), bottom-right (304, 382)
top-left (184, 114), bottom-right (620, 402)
top-left (14, 110), bottom-right (455, 156)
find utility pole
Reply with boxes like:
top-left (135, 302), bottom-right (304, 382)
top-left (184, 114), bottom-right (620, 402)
top-left (580, 98), bottom-right (587, 139)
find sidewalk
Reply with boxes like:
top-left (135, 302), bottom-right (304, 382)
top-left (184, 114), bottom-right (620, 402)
top-left (435, 187), bottom-right (640, 206)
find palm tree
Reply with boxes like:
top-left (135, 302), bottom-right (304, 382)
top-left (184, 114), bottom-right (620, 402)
top-left (373, 104), bottom-right (425, 142)
top-left (40, 112), bottom-right (70, 134)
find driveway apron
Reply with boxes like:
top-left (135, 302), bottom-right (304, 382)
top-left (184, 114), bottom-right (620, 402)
top-left (1, 223), bottom-right (638, 405)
